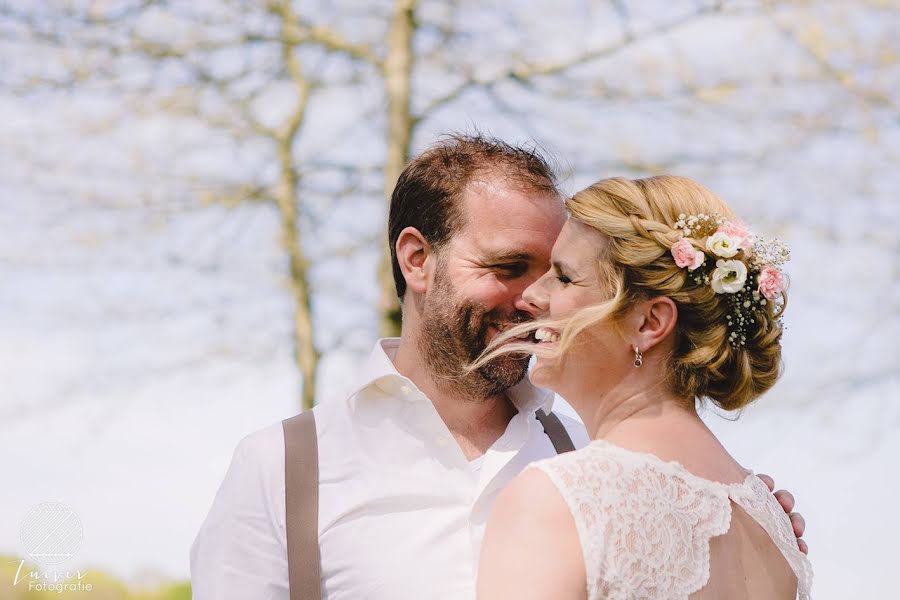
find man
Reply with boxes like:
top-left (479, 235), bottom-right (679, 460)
top-left (190, 134), bottom-right (805, 599)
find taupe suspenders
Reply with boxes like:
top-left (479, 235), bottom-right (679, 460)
top-left (282, 408), bottom-right (574, 599)
top-left (535, 408), bottom-right (576, 454)
top-left (283, 411), bottom-right (321, 600)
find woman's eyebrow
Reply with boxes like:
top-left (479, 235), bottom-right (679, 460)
top-left (552, 259), bottom-right (577, 274)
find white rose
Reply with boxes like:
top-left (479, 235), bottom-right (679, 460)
top-left (706, 231), bottom-right (741, 258)
top-left (710, 259), bottom-right (748, 294)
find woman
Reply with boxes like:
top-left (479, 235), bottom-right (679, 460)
top-left (475, 176), bottom-right (812, 599)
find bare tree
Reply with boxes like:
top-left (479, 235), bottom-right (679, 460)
top-left (378, 0), bottom-right (416, 336)
top-left (0, 0), bottom-right (387, 410)
top-left (2, 0), bottom-right (895, 414)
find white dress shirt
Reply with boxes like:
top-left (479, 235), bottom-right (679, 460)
top-left (190, 338), bottom-right (589, 599)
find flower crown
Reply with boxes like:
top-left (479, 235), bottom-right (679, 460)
top-left (669, 213), bottom-right (789, 347)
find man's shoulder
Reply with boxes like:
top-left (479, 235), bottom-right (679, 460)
top-left (240, 402), bottom-right (335, 452)
top-left (191, 420), bottom-right (292, 594)
top-left (552, 411), bottom-right (591, 449)
top-left (230, 420), bottom-right (286, 481)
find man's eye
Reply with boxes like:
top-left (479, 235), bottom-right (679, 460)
top-left (495, 263), bottom-right (527, 276)
top-left (556, 274), bottom-right (572, 285)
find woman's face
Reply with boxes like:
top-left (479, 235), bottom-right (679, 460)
top-left (522, 218), bottom-right (625, 391)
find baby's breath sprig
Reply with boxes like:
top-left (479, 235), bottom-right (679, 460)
top-left (724, 283), bottom-right (763, 347)
top-left (750, 237), bottom-right (791, 268)
top-left (673, 212), bottom-right (723, 238)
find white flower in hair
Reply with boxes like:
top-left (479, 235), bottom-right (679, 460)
top-left (710, 259), bottom-right (747, 294)
top-left (706, 231), bottom-right (742, 258)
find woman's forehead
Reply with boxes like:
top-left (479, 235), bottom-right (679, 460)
top-left (555, 219), bottom-right (607, 255)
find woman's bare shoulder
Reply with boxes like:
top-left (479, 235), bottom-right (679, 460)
top-left (477, 469), bottom-right (586, 600)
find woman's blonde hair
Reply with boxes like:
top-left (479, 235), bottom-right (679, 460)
top-left (478, 175), bottom-right (786, 411)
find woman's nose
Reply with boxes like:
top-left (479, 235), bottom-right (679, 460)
top-left (519, 276), bottom-right (549, 316)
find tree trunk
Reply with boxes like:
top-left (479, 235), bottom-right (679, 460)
top-left (278, 181), bottom-right (319, 411)
top-left (378, 0), bottom-right (417, 338)
top-left (274, 2), bottom-right (318, 411)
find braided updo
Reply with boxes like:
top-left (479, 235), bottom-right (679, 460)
top-left (566, 175), bottom-right (786, 411)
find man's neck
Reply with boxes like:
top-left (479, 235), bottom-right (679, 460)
top-left (393, 336), bottom-right (518, 460)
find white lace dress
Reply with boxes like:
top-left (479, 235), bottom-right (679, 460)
top-left (531, 440), bottom-right (813, 600)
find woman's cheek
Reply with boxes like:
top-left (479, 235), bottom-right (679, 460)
top-left (550, 292), bottom-right (579, 318)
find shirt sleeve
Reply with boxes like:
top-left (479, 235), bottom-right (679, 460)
top-left (190, 425), bottom-right (289, 600)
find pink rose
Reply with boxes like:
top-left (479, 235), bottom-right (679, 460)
top-left (718, 222), bottom-right (751, 249)
top-left (757, 266), bottom-right (784, 300)
top-left (671, 238), bottom-right (705, 271)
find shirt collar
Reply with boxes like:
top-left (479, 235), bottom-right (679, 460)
top-left (507, 373), bottom-right (555, 414)
top-left (348, 337), bottom-right (554, 414)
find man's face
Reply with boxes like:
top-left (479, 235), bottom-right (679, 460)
top-left (418, 175), bottom-right (567, 399)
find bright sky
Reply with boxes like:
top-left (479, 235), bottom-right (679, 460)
top-left (1, 2), bottom-right (898, 598)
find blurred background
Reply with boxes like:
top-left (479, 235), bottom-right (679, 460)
top-left (1, 0), bottom-right (897, 598)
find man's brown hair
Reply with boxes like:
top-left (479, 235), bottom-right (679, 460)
top-left (388, 133), bottom-right (560, 297)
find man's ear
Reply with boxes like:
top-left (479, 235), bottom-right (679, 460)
top-left (631, 296), bottom-right (678, 352)
top-left (395, 226), bottom-right (433, 295)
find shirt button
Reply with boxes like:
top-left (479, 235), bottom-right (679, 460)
top-left (400, 385), bottom-right (411, 396)
top-left (436, 435), bottom-right (450, 447)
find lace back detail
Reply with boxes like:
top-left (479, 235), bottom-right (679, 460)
top-left (531, 441), bottom-right (813, 600)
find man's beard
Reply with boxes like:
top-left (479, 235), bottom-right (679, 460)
top-left (418, 269), bottom-right (531, 401)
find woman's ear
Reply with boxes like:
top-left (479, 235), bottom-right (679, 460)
top-left (395, 226), bottom-right (433, 296)
top-left (631, 296), bottom-right (678, 353)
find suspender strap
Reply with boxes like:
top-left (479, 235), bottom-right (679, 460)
top-left (536, 409), bottom-right (576, 454)
top-left (283, 411), bottom-right (321, 600)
